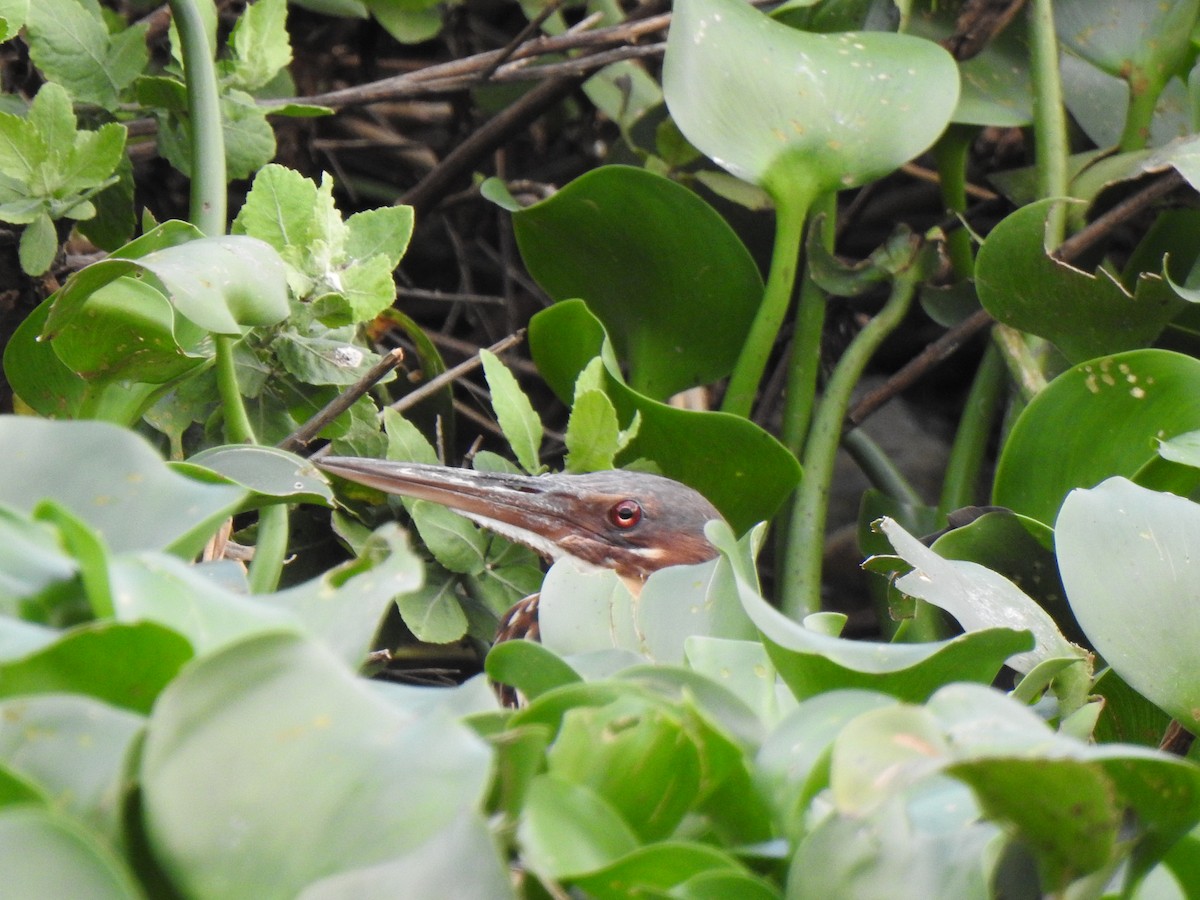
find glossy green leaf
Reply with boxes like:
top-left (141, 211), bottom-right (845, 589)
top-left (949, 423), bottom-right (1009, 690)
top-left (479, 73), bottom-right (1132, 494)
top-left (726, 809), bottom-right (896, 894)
top-left (0, 807), bottom-right (142, 899)
top-left (571, 842), bottom-right (759, 900)
top-left (709, 521), bottom-right (1033, 702)
top-left (408, 500), bottom-right (489, 575)
top-left (0, 694), bottom-right (144, 847)
top-left (0, 621), bottom-right (190, 714)
top-left (485, 640), bottom-right (582, 702)
top-left (517, 774), bottom-right (640, 879)
top-left (548, 695), bottom-right (702, 841)
top-left (512, 166), bottom-right (762, 400)
top-left (977, 200), bottom-right (1182, 362)
top-left (1057, 478), bottom-right (1200, 732)
top-left (993, 349), bottom-right (1200, 526)
top-left (530, 301), bottom-right (800, 532)
top-left (564, 389), bottom-right (622, 473)
top-left (114, 522), bottom-right (418, 666)
top-left (480, 349), bottom-right (543, 473)
top-left (187, 444), bottom-right (333, 504)
top-left (44, 233), bottom-right (289, 338)
top-left (50, 276), bottom-right (209, 385)
top-left (142, 632), bottom-right (493, 899)
top-left (0, 416), bottom-right (246, 557)
top-left (879, 518), bottom-right (1081, 674)
top-left (663, 0), bottom-right (958, 195)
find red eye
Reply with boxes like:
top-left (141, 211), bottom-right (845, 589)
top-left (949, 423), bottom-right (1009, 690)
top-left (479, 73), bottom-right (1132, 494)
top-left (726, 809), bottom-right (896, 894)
top-left (609, 499), bottom-right (642, 529)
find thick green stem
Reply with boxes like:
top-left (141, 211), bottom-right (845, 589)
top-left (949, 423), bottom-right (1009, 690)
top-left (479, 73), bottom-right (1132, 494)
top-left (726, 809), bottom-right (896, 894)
top-left (931, 125), bottom-right (978, 281)
top-left (167, 0), bottom-right (225, 234)
top-left (779, 193), bottom-right (837, 453)
top-left (248, 504), bottom-right (289, 593)
top-left (214, 333), bottom-right (257, 443)
top-left (938, 342), bottom-right (1005, 518)
top-left (1119, 75), bottom-right (1165, 152)
top-left (780, 260), bottom-right (925, 619)
top-left (721, 182), bottom-right (817, 418)
top-left (1027, 0), bottom-right (1069, 246)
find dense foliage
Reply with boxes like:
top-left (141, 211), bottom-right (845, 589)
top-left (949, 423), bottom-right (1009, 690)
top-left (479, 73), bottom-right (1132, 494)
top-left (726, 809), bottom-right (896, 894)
top-left (2, 0), bottom-right (1200, 897)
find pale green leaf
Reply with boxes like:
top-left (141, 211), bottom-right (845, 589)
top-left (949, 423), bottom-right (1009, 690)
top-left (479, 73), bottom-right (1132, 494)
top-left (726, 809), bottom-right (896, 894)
top-left (228, 0), bottom-right (293, 91)
top-left (19, 211), bottom-right (57, 276)
top-left (481, 349), bottom-right (543, 473)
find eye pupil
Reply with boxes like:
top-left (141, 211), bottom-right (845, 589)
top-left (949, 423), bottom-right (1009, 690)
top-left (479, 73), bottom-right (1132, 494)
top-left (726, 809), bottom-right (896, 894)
top-left (610, 499), bottom-right (642, 529)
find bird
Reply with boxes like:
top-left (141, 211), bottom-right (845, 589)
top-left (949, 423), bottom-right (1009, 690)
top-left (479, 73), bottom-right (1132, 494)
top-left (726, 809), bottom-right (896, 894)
top-left (315, 457), bottom-right (723, 651)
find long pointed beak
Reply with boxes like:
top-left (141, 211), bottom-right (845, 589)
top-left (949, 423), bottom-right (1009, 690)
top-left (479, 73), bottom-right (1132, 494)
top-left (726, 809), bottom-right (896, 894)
top-left (316, 457), bottom-right (597, 560)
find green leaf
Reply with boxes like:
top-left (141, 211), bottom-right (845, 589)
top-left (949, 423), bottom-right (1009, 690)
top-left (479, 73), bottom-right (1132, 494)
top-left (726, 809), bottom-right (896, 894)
top-left (0, 416), bottom-right (246, 557)
top-left (60, 122), bottom-right (126, 194)
top-left (141, 632), bottom-right (493, 898)
top-left (518, 774), bottom-right (640, 879)
top-left (0, 621), bottom-right (190, 713)
top-left (0, 694), bottom-right (145, 847)
top-left (976, 199), bottom-right (1183, 362)
top-left (485, 640), bottom-right (582, 701)
top-left (232, 162), bottom-right (318, 253)
top-left (993, 349), bottom-right (1200, 526)
top-left (18, 210), bottom-right (57, 275)
top-left (0, 0), bottom-right (28, 42)
top-left (480, 349), bottom-right (543, 473)
top-left (547, 696), bottom-right (702, 841)
top-left (409, 500), bottom-right (489, 575)
top-left (44, 233), bottom-right (290, 337)
top-left (384, 408), bottom-right (440, 465)
top-left (395, 572), bottom-right (469, 644)
top-left (512, 166), bottom-right (762, 400)
top-left (565, 389), bottom-right (622, 472)
top-left (26, 1), bottom-right (147, 108)
top-left (879, 518), bottom-right (1081, 674)
top-left (187, 445), bottom-right (333, 505)
top-left (26, 81), bottom-right (75, 173)
top-left (708, 521), bottom-right (1033, 702)
top-left (571, 843), bottom-right (761, 900)
top-left (663, 0), bottom-right (959, 195)
top-left (50, 276), bottom-right (208, 385)
top-left (0, 807), bottom-right (143, 899)
top-left (1057, 478), bottom-right (1200, 732)
top-left (227, 0), bottom-right (292, 91)
top-left (531, 300), bottom-right (800, 533)
top-left (345, 204), bottom-right (414, 268)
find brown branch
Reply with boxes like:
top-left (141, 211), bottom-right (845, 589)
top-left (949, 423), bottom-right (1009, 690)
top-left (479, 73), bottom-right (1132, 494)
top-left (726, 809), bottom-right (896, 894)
top-left (280, 348), bottom-right (406, 453)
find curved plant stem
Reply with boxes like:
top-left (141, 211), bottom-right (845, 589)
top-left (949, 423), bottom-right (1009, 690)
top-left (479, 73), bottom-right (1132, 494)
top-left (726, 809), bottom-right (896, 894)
top-left (1119, 76), bottom-right (1164, 152)
top-left (779, 193), bottom-right (837, 454)
top-left (168, 0), bottom-right (255, 448)
top-left (167, 0), bottom-right (226, 234)
top-left (780, 256), bottom-right (925, 620)
top-left (931, 125), bottom-right (977, 282)
top-left (721, 179), bottom-right (818, 419)
top-left (1027, 0), bottom-right (1068, 247)
top-left (248, 504), bottom-right (289, 593)
top-left (938, 342), bottom-right (1004, 518)
top-left (841, 429), bottom-right (921, 507)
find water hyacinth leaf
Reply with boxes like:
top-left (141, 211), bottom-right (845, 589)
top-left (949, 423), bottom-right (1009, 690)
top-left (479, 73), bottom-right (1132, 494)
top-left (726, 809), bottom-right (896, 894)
top-left (517, 774), bottom-right (640, 880)
top-left (571, 843), bottom-right (762, 900)
top-left (708, 521), bottom-right (1032, 702)
top-left (485, 640), bottom-right (582, 702)
top-left (49, 277), bottom-right (209, 385)
top-left (512, 166), bottom-right (763, 400)
top-left (1054, 0), bottom-right (1198, 85)
top-left (0, 694), bottom-right (145, 847)
top-left (1056, 477), bottom-right (1200, 732)
top-left (142, 632), bottom-right (493, 899)
top-left (663, 0), bottom-right (958, 195)
top-left (187, 444), bottom-right (333, 504)
top-left (0, 807), bottom-right (143, 900)
top-left (44, 233), bottom-right (289, 338)
top-left (878, 517), bottom-right (1080, 674)
top-left (993, 349), bottom-right (1200, 526)
top-left (976, 200), bottom-right (1182, 363)
top-left (0, 621), bottom-right (191, 714)
top-left (530, 300), bottom-right (800, 532)
top-left (0, 417), bottom-right (246, 557)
